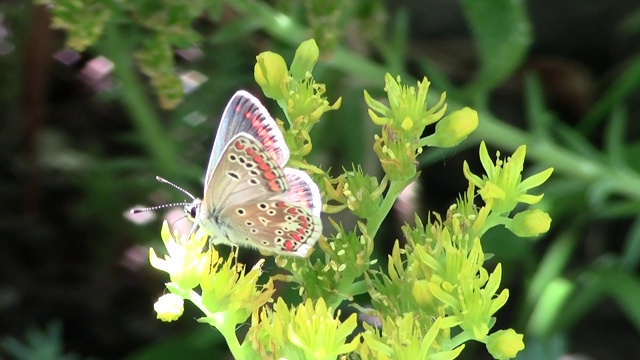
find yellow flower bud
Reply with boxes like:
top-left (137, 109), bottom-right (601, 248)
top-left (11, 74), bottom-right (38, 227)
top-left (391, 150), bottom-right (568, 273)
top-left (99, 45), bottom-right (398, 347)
top-left (401, 117), bottom-right (413, 131)
top-left (411, 279), bottom-right (435, 307)
top-left (290, 39), bottom-right (319, 80)
top-left (154, 293), bottom-right (184, 322)
top-left (486, 329), bottom-right (525, 359)
top-left (424, 107), bottom-right (479, 148)
top-left (507, 209), bottom-right (552, 237)
top-left (254, 51), bottom-right (288, 99)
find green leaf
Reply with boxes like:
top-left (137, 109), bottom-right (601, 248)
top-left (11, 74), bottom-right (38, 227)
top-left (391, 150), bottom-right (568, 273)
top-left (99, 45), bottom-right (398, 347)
top-left (527, 277), bottom-right (574, 336)
top-left (578, 53), bottom-right (640, 134)
top-left (621, 215), bottom-right (640, 269)
top-left (459, 0), bottom-right (532, 95)
top-left (555, 265), bottom-right (634, 332)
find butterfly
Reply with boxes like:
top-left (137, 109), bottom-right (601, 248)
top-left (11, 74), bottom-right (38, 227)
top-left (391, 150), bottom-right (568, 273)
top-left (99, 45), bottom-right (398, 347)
top-left (135, 91), bottom-right (323, 257)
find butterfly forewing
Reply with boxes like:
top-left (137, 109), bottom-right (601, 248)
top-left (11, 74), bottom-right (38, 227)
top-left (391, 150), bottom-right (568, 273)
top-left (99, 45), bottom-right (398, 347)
top-left (206, 91), bottom-right (290, 189)
top-left (200, 134), bottom-right (289, 215)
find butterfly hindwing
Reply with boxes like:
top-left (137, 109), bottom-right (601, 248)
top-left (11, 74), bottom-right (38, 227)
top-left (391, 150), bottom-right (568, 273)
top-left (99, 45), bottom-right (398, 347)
top-left (219, 199), bottom-right (322, 257)
top-left (282, 168), bottom-right (322, 217)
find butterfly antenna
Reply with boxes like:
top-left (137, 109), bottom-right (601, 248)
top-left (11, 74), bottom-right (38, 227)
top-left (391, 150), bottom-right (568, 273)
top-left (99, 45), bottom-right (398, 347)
top-left (129, 176), bottom-right (197, 214)
top-left (155, 176), bottom-right (196, 200)
top-left (130, 202), bottom-right (190, 214)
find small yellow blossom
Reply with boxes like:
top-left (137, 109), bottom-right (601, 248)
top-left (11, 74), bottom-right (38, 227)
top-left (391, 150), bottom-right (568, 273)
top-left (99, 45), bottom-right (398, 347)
top-left (423, 107), bottom-right (479, 148)
top-left (149, 222), bottom-right (209, 290)
top-left (249, 298), bottom-right (359, 359)
top-left (154, 293), bottom-right (184, 322)
top-left (486, 329), bottom-right (525, 359)
top-left (507, 209), bottom-right (552, 237)
top-left (255, 51), bottom-right (288, 100)
top-left (463, 141), bottom-right (554, 215)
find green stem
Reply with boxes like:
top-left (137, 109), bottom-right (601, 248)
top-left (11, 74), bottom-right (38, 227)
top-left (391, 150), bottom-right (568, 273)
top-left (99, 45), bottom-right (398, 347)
top-left (100, 25), bottom-right (179, 176)
top-left (366, 179), bottom-right (408, 238)
top-left (447, 331), bottom-right (475, 350)
top-left (188, 291), bottom-right (244, 358)
top-left (348, 280), bottom-right (368, 296)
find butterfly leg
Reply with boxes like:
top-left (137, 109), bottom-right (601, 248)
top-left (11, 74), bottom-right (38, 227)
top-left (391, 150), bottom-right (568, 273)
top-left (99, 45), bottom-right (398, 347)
top-left (233, 245), bottom-right (240, 267)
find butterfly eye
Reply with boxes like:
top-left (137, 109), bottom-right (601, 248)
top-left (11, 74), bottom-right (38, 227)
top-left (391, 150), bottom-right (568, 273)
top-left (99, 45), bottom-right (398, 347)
top-left (184, 203), bottom-right (198, 220)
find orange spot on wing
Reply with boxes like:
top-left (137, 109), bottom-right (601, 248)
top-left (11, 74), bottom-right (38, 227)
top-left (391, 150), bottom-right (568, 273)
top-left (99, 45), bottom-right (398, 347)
top-left (284, 240), bottom-right (295, 250)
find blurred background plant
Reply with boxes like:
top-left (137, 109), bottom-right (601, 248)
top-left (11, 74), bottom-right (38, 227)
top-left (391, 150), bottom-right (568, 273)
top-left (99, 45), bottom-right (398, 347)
top-left (1, 0), bottom-right (640, 359)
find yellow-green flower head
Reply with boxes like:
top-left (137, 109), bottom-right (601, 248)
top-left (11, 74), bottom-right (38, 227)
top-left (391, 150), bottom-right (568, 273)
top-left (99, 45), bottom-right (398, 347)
top-left (373, 132), bottom-right (418, 181)
top-left (463, 142), bottom-right (554, 215)
top-left (254, 39), bottom-right (341, 129)
top-left (360, 314), bottom-right (464, 359)
top-left (364, 74), bottom-right (447, 138)
top-left (411, 279), bottom-right (437, 309)
top-left (321, 176), bottom-right (349, 214)
top-left (154, 293), bottom-right (184, 322)
top-left (286, 80), bottom-right (341, 126)
top-left (342, 166), bottom-right (385, 218)
top-left (249, 297), bottom-right (359, 359)
top-left (428, 240), bottom-right (508, 342)
top-left (422, 107), bottom-right (479, 148)
top-left (149, 222), bottom-right (209, 290)
top-left (298, 220), bottom-right (374, 301)
top-left (507, 209), bottom-right (552, 237)
top-left (458, 263), bottom-right (509, 340)
top-left (199, 256), bottom-right (275, 326)
top-left (486, 329), bottom-right (525, 359)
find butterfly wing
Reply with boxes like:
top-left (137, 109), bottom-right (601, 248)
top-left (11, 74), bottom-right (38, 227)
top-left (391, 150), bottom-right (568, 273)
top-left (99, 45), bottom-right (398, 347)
top-left (282, 168), bottom-right (322, 217)
top-left (219, 200), bottom-right (322, 257)
top-left (217, 168), bottom-right (323, 256)
top-left (200, 133), bottom-right (289, 214)
top-left (206, 91), bottom-right (289, 190)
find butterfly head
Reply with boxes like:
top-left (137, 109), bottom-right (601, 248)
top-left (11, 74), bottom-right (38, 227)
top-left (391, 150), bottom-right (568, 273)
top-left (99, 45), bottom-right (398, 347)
top-left (184, 199), bottom-right (202, 221)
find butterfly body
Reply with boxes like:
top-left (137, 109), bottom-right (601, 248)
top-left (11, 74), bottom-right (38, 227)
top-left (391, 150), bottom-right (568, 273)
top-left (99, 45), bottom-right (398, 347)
top-left (185, 91), bottom-right (322, 257)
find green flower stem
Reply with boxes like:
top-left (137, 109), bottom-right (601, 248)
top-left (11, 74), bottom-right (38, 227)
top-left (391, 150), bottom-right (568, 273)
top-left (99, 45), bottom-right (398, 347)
top-left (447, 330), bottom-right (474, 350)
top-left (325, 280), bottom-right (369, 310)
top-left (187, 291), bottom-right (244, 358)
top-left (348, 280), bottom-right (368, 297)
top-left (366, 179), bottom-right (409, 238)
top-left (99, 25), bottom-right (179, 176)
